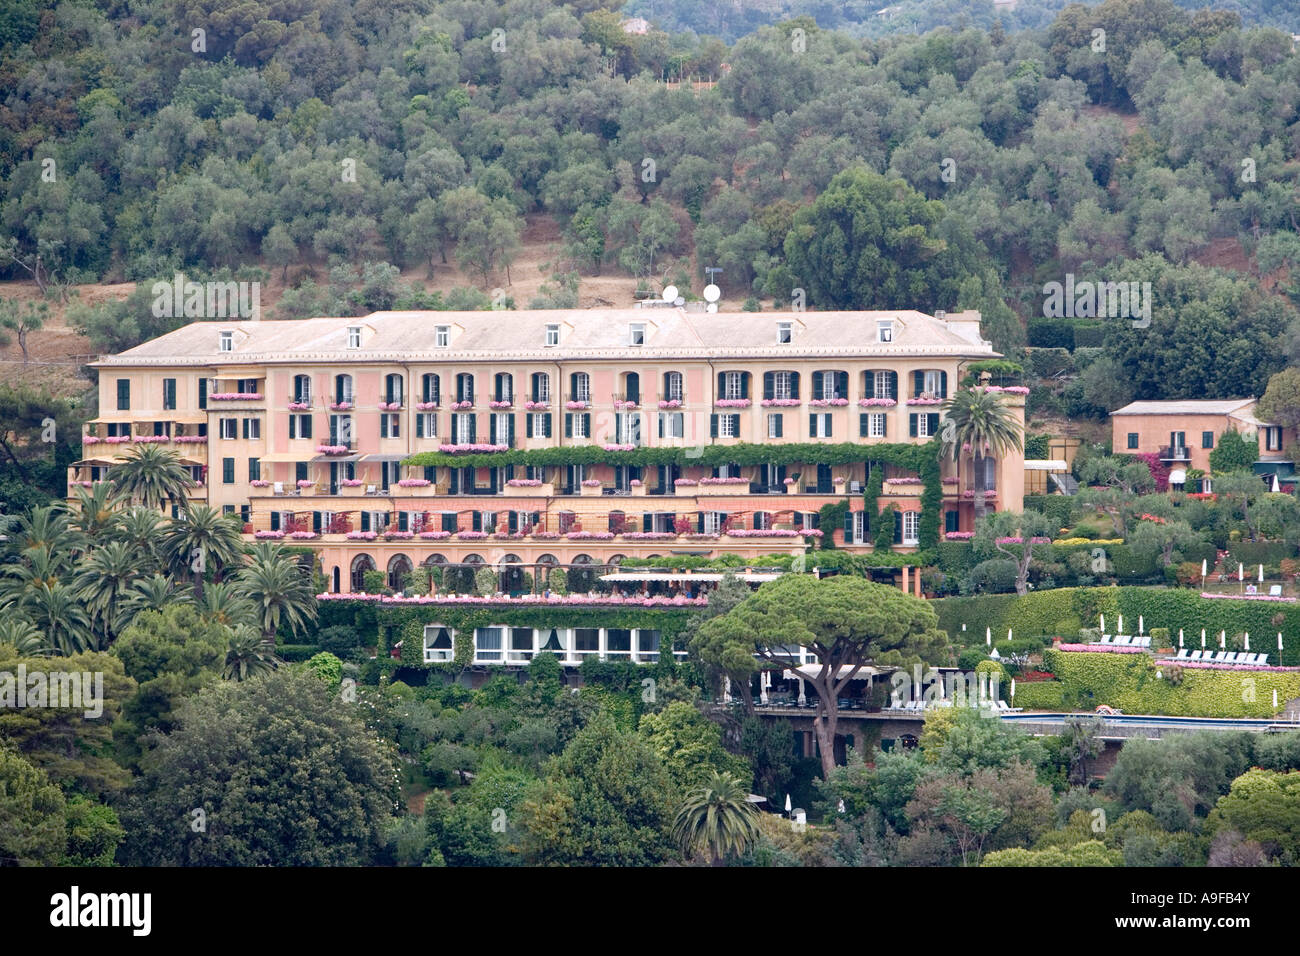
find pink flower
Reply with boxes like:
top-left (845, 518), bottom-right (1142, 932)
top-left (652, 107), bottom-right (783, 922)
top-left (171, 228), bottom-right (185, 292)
top-left (715, 399), bottom-right (751, 408)
top-left (346, 531), bottom-right (378, 540)
top-left (250, 479), bottom-right (270, 487)
top-left (489, 400), bottom-right (512, 409)
top-left (340, 478), bottom-right (363, 486)
top-left (210, 393), bottom-right (263, 401)
top-left (613, 400), bottom-right (639, 410)
top-left (945, 531), bottom-right (974, 540)
top-left (581, 479), bottom-right (602, 487)
top-left (379, 401), bottom-right (403, 411)
top-left (316, 445), bottom-right (349, 455)
top-left (602, 443), bottom-right (635, 452)
top-left (858, 398), bottom-right (897, 407)
top-left (288, 401), bottom-right (310, 410)
top-left (419, 530), bottom-right (451, 539)
top-left (523, 400), bottom-right (549, 410)
top-left (674, 478), bottom-right (699, 486)
top-left (507, 479), bottom-right (543, 487)
top-left (438, 443), bottom-right (507, 454)
top-left (397, 478), bottom-right (430, 487)
top-left (415, 401), bottom-right (438, 410)
top-left (761, 398), bottom-right (801, 407)
top-left (255, 530), bottom-right (285, 538)
top-left (565, 401), bottom-right (589, 410)
top-left (699, 477), bottom-right (748, 484)
top-left (450, 400), bottom-right (473, 410)
top-left (809, 398), bottom-right (849, 407)
top-left (658, 400), bottom-right (683, 409)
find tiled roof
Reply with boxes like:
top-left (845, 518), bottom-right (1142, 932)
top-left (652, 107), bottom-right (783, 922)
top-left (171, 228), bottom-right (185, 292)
top-left (1111, 399), bottom-right (1256, 416)
top-left (91, 308), bottom-right (997, 367)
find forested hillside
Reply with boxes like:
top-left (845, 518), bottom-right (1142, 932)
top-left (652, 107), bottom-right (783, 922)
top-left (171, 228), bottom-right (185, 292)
top-left (2, 0), bottom-right (1299, 416)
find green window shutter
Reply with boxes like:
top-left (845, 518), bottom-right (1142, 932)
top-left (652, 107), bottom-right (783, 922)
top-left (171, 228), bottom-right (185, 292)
top-left (730, 414), bottom-right (740, 434)
top-left (774, 415), bottom-right (783, 438)
top-left (913, 371), bottom-right (924, 397)
top-left (763, 372), bottom-right (774, 400)
top-left (468, 415), bottom-right (477, 443)
top-left (508, 416), bottom-right (516, 446)
top-left (546, 414), bottom-right (554, 438)
top-left (710, 414), bottom-right (718, 438)
top-left (809, 413), bottom-right (815, 434)
top-left (717, 372), bottom-right (725, 397)
top-left (789, 371), bottom-right (800, 398)
top-left (825, 415), bottom-right (832, 438)
top-left (563, 414), bottom-right (571, 438)
top-left (894, 510), bottom-right (902, 544)
top-left (837, 371), bottom-right (848, 397)
top-left (928, 413), bottom-right (939, 435)
top-left (740, 373), bottom-right (749, 399)
top-left (811, 371), bottom-right (823, 397)
top-left (860, 413), bottom-right (868, 437)
top-left (939, 371), bottom-right (947, 397)
top-left (909, 414), bottom-right (918, 438)
top-left (881, 415), bottom-right (887, 438)
top-left (888, 372), bottom-right (898, 400)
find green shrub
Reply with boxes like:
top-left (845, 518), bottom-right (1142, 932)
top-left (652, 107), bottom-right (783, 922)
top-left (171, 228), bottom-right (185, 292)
top-left (362, 569), bottom-right (386, 593)
top-left (967, 558), bottom-right (1019, 593)
top-left (1012, 681), bottom-right (1066, 710)
top-left (1025, 494), bottom-right (1074, 530)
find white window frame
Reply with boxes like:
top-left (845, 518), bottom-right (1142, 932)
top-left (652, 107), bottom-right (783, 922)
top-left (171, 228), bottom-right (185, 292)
top-left (617, 412), bottom-right (642, 446)
top-left (917, 414), bottom-right (935, 438)
top-left (423, 625), bottom-right (454, 663)
top-left (703, 512), bottom-right (724, 535)
top-left (723, 371), bottom-right (744, 400)
top-left (777, 321), bottom-right (792, 344)
top-left (382, 413), bottom-right (401, 439)
top-left (244, 418), bottom-right (261, 440)
top-left (420, 413), bottom-right (438, 437)
top-left (545, 324), bottom-right (559, 347)
top-left (629, 323), bottom-right (645, 346)
top-left (662, 412), bottom-right (685, 438)
top-left (665, 372), bottom-right (683, 402)
top-left (718, 414), bottom-right (739, 438)
top-left (850, 511), bottom-right (868, 544)
top-left (219, 331), bottom-right (233, 352)
top-left (923, 370), bottom-right (942, 396)
top-left (573, 373), bottom-right (590, 403)
top-left (867, 413), bottom-right (887, 438)
top-left (902, 511), bottom-right (919, 545)
top-left (877, 321), bottom-right (893, 343)
top-left (494, 412), bottom-right (510, 443)
top-left (812, 413), bottom-right (831, 438)
top-left (219, 418), bottom-right (237, 440)
top-left (293, 375), bottom-right (311, 404)
top-left (819, 371), bottom-right (841, 400)
top-left (347, 326), bottom-right (361, 349)
top-left (774, 371), bottom-right (793, 400)
top-left (535, 374), bottom-right (551, 402)
top-left (767, 414), bottom-right (782, 439)
top-left (571, 413), bottom-right (589, 439)
top-left (435, 326), bottom-right (449, 348)
top-left (874, 371), bottom-right (891, 399)
top-left (454, 412), bottom-right (474, 441)
top-left (1265, 426), bottom-right (1283, 452)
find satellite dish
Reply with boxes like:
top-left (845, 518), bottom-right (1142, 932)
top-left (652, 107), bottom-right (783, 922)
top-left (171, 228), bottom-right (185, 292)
top-left (661, 285), bottom-right (678, 303)
top-left (706, 303), bottom-right (718, 313)
top-left (674, 296), bottom-right (685, 306)
top-left (703, 284), bottom-right (721, 303)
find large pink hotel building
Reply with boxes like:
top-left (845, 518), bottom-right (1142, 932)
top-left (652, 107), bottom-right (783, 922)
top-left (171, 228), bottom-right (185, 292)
top-left (74, 308), bottom-right (1025, 592)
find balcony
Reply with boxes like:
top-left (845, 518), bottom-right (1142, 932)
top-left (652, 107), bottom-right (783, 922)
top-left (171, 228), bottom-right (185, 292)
top-left (1158, 446), bottom-right (1191, 462)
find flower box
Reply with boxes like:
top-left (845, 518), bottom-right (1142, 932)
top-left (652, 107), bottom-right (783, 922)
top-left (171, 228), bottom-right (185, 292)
top-left (210, 392), bottom-right (263, 401)
top-left (715, 399), bottom-right (751, 408)
top-left (808, 398), bottom-right (849, 407)
top-left (945, 531), bottom-right (974, 540)
top-left (289, 531), bottom-right (319, 539)
top-left (761, 398), bottom-right (801, 407)
top-left (858, 398), bottom-right (897, 407)
top-left (450, 400), bottom-right (473, 410)
top-left (379, 401), bottom-right (403, 411)
top-left (397, 478), bottom-right (430, 487)
top-left (613, 400), bottom-right (639, 410)
top-left (506, 481), bottom-right (553, 496)
top-left (565, 401), bottom-right (590, 410)
top-left (340, 478), bottom-right (364, 487)
top-left (415, 401), bottom-right (438, 410)
top-left (346, 531), bottom-right (378, 540)
top-left (250, 479), bottom-right (270, 488)
top-left (418, 530), bottom-right (451, 539)
top-left (438, 443), bottom-right (507, 454)
top-left (580, 483), bottom-right (603, 496)
top-left (456, 531), bottom-right (487, 540)
top-left (531, 531), bottom-right (561, 539)
top-left (906, 397), bottom-right (942, 406)
top-left (255, 530), bottom-right (286, 539)
top-left (174, 436), bottom-right (207, 443)
top-left (566, 531), bottom-right (615, 540)
top-left (630, 482), bottom-right (647, 496)
top-left (132, 435), bottom-right (170, 443)
top-left (316, 444), bottom-right (350, 455)
top-left (384, 531), bottom-right (414, 540)
top-left (488, 400), bottom-right (512, 409)
top-left (657, 400), bottom-right (682, 409)
top-left (288, 402), bottom-right (310, 411)
top-left (523, 401), bottom-right (549, 410)
top-left (602, 443), bottom-right (635, 452)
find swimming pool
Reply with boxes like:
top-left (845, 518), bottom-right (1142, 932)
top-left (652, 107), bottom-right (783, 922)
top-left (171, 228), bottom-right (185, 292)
top-left (1000, 712), bottom-right (1297, 732)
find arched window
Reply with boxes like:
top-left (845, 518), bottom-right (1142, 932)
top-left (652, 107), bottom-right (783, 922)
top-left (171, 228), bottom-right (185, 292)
top-left (623, 372), bottom-right (640, 404)
top-left (494, 373), bottom-right (513, 403)
top-left (293, 374), bottom-right (312, 404)
top-left (911, 370), bottom-right (948, 399)
top-left (387, 554), bottom-right (412, 590)
top-left (384, 373), bottom-right (404, 406)
top-left (421, 373), bottom-right (440, 405)
top-left (350, 554), bottom-right (374, 592)
top-left (557, 510), bottom-right (577, 534)
top-left (663, 371), bottom-right (683, 403)
top-left (864, 370), bottom-right (898, 400)
top-left (335, 374), bottom-right (354, 405)
top-left (608, 510), bottom-right (626, 534)
top-left (570, 372), bottom-right (590, 403)
top-left (813, 370), bottom-right (848, 401)
top-left (456, 373), bottom-right (475, 404)
top-left (530, 372), bottom-right (550, 403)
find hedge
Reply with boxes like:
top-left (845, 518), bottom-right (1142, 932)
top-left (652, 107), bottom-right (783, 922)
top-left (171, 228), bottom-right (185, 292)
top-left (933, 587), bottom-right (1300, 666)
top-left (1012, 681), bottom-right (1066, 710)
top-left (1230, 541), bottom-right (1299, 567)
top-left (1037, 648), bottom-right (1300, 718)
top-left (1024, 494), bottom-right (1074, 530)
top-left (276, 643), bottom-right (323, 662)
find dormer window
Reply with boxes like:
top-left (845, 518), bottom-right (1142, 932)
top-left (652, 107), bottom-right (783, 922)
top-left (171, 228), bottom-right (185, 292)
top-left (347, 326), bottom-right (361, 349)
top-left (877, 321), bottom-right (893, 344)
top-left (777, 321), bottom-right (792, 344)
top-left (545, 324), bottom-right (559, 347)
top-left (435, 325), bottom-right (450, 348)
top-left (219, 331), bottom-right (233, 352)
top-left (629, 323), bottom-right (645, 346)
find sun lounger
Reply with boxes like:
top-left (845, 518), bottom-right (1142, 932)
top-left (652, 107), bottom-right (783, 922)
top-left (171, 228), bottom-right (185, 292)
top-left (1099, 635), bottom-right (1113, 644)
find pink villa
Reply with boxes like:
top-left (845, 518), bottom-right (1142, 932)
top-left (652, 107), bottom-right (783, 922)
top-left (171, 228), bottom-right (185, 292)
top-left (73, 307), bottom-right (1025, 593)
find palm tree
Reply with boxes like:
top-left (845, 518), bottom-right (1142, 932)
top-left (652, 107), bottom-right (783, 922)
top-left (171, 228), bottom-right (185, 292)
top-left (222, 624), bottom-right (280, 681)
top-left (108, 444), bottom-right (194, 511)
top-left (74, 540), bottom-right (143, 645)
top-left (69, 482), bottom-right (123, 541)
top-left (234, 545), bottom-right (318, 642)
top-left (5, 504), bottom-right (84, 563)
top-left (22, 582), bottom-right (93, 655)
top-left (112, 506), bottom-right (165, 575)
top-left (672, 771), bottom-right (762, 865)
top-left (195, 580), bottom-right (257, 629)
top-left (123, 573), bottom-right (191, 620)
top-left (0, 617), bottom-right (48, 655)
top-left (161, 505), bottom-right (245, 601)
top-left (0, 545), bottom-right (66, 607)
top-left (941, 386), bottom-right (1023, 521)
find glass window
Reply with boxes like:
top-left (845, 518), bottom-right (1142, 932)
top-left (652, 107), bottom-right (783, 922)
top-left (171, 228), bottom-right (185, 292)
top-left (347, 326), bottom-right (361, 348)
top-left (1127, 433), bottom-right (1139, 449)
top-left (723, 372), bottom-right (744, 400)
top-left (435, 326), bottom-right (449, 347)
top-left (877, 321), bottom-right (893, 343)
top-left (777, 322), bottom-right (792, 344)
top-left (545, 324), bottom-right (559, 346)
top-left (718, 414), bottom-right (738, 438)
top-left (903, 512), bottom-right (919, 544)
top-left (1202, 431), bottom-right (1214, 449)
top-left (867, 413), bottom-right (886, 438)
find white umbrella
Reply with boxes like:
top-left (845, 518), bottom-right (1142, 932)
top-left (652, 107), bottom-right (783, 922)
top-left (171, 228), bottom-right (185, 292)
top-left (1274, 689), bottom-right (1279, 708)
top-left (785, 794), bottom-right (792, 815)
top-left (1201, 558), bottom-right (1207, 579)
top-left (1245, 633), bottom-right (1250, 651)
top-left (1139, 615), bottom-right (1144, 635)
top-left (1280, 633), bottom-right (1285, 652)
top-left (1010, 678), bottom-right (1016, 699)
top-left (1259, 564), bottom-right (1265, 583)
top-left (1201, 628), bottom-right (1206, 649)
top-left (1118, 614), bottom-right (1124, 634)
top-left (1100, 613), bottom-right (1106, 633)
top-left (1220, 630), bottom-right (1226, 649)
top-left (986, 627), bottom-right (991, 646)
top-left (1239, 563), bottom-right (1244, 582)
top-left (1179, 629), bottom-right (1184, 648)
top-left (1007, 628), bottom-right (1013, 642)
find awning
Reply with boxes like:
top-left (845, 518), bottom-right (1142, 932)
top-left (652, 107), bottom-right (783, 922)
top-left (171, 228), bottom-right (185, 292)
top-left (1168, 469), bottom-right (1187, 484)
top-left (89, 416), bottom-right (135, 424)
top-left (70, 458), bottom-right (118, 467)
top-left (782, 665), bottom-right (888, 681)
top-left (178, 456), bottom-right (207, 466)
top-left (600, 571), bottom-right (783, 583)
top-left (311, 454), bottom-right (362, 463)
top-left (258, 453), bottom-right (307, 463)
top-left (362, 453), bottom-right (409, 462)
top-left (166, 415), bottom-right (209, 424)
top-left (1023, 460), bottom-right (1069, 471)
